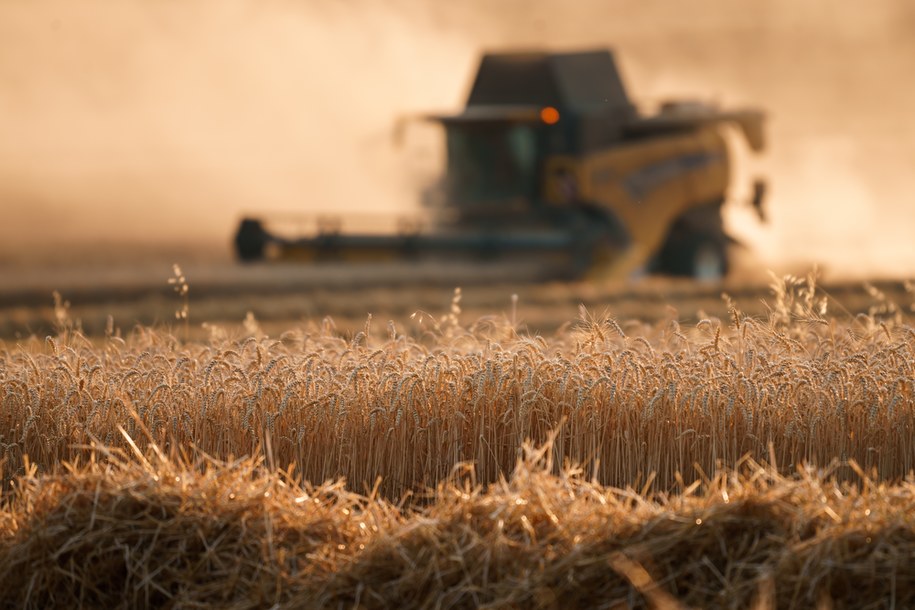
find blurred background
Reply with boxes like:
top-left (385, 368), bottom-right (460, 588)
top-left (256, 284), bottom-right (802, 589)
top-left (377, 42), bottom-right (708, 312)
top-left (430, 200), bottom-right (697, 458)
top-left (1, 0), bottom-right (914, 278)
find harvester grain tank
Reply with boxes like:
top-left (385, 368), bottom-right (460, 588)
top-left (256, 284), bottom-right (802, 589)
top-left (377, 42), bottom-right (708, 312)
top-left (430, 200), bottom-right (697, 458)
top-left (235, 49), bottom-right (766, 280)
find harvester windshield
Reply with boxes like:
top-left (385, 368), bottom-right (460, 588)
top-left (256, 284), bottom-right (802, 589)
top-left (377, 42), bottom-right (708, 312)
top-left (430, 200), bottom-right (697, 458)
top-left (445, 123), bottom-right (539, 205)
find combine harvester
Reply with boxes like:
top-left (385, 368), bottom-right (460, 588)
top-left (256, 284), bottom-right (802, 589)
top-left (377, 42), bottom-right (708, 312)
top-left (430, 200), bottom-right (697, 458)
top-left (235, 49), bottom-right (766, 281)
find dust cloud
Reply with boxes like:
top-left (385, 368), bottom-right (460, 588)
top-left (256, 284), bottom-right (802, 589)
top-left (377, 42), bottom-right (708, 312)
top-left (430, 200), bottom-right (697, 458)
top-left (0, 0), bottom-right (472, 263)
top-left (2, 0), bottom-right (914, 277)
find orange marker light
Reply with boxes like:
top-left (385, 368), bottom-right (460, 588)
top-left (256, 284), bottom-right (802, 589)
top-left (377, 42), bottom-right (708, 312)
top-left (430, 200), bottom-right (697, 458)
top-left (540, 106), bottom-right (560, 125)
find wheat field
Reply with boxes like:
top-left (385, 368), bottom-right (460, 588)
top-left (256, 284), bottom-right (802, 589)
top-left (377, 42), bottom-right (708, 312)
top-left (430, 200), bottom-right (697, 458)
top-left (2, 274), bottom-right (913, 496)
top-left (1, 272), bottom-right (914, 607)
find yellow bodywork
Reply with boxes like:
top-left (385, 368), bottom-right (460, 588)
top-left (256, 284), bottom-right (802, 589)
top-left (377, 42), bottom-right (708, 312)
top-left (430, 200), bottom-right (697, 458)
top-left (544, 127), bottom-right (730, 277)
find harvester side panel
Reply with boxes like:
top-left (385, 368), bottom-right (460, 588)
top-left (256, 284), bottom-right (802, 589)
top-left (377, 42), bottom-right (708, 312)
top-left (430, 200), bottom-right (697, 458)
top-left (545, 128), bottom-right (730, 275)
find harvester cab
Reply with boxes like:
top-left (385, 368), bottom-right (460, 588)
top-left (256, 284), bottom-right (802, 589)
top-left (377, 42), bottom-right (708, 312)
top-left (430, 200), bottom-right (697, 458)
top-left (426, 52), bottom-right (634, 230)
top-left (235, 49), bottom-right (766, 281)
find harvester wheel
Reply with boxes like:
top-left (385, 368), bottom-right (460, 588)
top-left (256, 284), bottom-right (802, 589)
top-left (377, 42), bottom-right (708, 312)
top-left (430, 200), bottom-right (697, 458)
top-left (655, 231), bottom-right (729, 281)
top-left (690, 238), bottom-right (728, 281)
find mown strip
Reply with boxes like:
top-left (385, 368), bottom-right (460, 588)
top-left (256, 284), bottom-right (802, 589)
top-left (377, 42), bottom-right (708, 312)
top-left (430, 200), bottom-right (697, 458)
top-left (0, 441), bottom-right (912, 609)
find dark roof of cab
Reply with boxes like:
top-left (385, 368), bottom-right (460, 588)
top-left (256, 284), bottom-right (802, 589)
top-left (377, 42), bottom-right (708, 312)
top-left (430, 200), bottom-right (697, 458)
top-left (466, 49), bottom-right (636, 116)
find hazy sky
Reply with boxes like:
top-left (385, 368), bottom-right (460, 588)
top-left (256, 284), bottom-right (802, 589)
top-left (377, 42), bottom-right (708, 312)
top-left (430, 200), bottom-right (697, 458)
top-left (2, 0), bottom-right (914, 276)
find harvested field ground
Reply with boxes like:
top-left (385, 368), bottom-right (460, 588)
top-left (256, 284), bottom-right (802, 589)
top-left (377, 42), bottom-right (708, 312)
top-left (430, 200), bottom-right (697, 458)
top-left (3, 440), bottom-right (915, 609)
top-left (1, 270), bottom-right (915, 607)
top-left (1, 256), bottom-right (911, 339)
